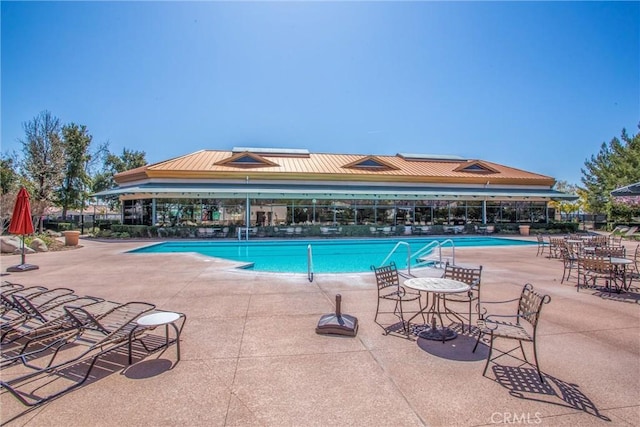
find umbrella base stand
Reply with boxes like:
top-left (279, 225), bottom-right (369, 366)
top-left (6, 263), bottom-right (39, 273)
top-left (316, 294), bottom-right (358, 337)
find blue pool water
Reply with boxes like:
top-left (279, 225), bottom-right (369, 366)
top-left (129, 237), bottom-right (534, 274)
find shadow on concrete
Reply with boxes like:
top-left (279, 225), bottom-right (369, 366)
top-left (593, 289), bottom-right (640, 304)
top-left (492, 365), bottom-right (611, 422)
top-left (1, 345), bottom-right (138, 424)
top-left (416, 323), bottom-right (488, 362)
top-left (124, 358), bottom-right (174, 379)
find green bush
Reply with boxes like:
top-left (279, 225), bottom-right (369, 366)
top-left (24, 233), bottom-right (57, 248)
top-left (94, 229), bottom-right (113, 238)
top-left (95, 219), bottom-right (120, 230)
top-left (43, 221), bottom-right (74, 232)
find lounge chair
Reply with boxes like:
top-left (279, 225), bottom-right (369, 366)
top-left (624, 226), bottom-right (638, 238)
top-left (611, 225), bottom-right (629, 234)
top-left (1, 285), bottom-right (48, 316)
top-left (1, 294), bottom-right (105, 346)
top-left (1, 281), bottom-right (24, 294)
top-left (1, 287), bottom-right (74, 327)
top-left (0, 301), bottom-right (155, 406)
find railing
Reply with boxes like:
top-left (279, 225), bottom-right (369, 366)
top-left (411, 238), bottom-right (455, 268)
top-left (379, 241), bottom-right (411, 273)
top-left (379, 239), bottom-right (456, 275)
top-left (307, 244), bottom-right (314, 282)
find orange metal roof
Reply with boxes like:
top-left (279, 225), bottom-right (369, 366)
top-left (115, 149), bottom-right (555, 186)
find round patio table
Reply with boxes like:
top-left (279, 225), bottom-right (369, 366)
top-left (609, 257), bottom-right (634, 292)
top-left (404, 277), bottom-right (470, 342)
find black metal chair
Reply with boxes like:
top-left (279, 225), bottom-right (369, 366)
top-left (559, 245), bottom-right (578, 284)
top-left (594, 245), bottom-right (626, 258)
top-left (441, 262), bottom-right (483, 333)
top-left (535, 234), bottom-right (547, 257)
top-left (576, 255), bottom-right (617, 293)
top-left (473, 283), bottom-right (551, 382)
top-left (371, 262), bottom-right (423, 335)
top-left (629, 244), bottom-right (640, 287)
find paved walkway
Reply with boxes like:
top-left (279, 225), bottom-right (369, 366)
top-left (1, 237), bottom-right (638, 426)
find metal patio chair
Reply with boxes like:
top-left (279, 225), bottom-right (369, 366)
top-left (371, 262), bottom-right (424, 335)
top-left (594, 245), bottom-right (626, 258)
top-left (535, 234), bottom-right (547, 257)
top-left (547, 238), bottom-right (565, 259)
top-left (559, 245), bottom-right (578, 284)
top-left (576, 255), bottom-right (617, 293)
top-left (441, 262), bottom-right (483, 333)
top-left (473, 283), bottom-right (551, 382)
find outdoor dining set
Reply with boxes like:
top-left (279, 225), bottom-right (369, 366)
top-left (370, 232), bottom-right (638, 383)
top-left (538, 233), bottom-right (640, 294)
top-left (371, 261), bottom-right (551, 383)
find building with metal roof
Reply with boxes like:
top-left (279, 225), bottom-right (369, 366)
top-left (94, 147), bottom-right (577, 230)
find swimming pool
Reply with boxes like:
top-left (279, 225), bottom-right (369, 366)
top-left (129, 237), bottom-right (534, 274)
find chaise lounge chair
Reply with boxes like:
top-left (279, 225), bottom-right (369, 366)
top-left (0, 301), bottom-right (155, 406)
top-left (1, 294), bottom-right (106, 346)
top-left (1, 287), bottom-right (75, 327)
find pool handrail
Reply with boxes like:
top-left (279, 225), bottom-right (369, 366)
top-left (379, 239), bottom-right (456, 275)
top-left (307, 244), bottom-right (314, 282)
top-left (379, 241), bottom-right (411, 274)
top-left (411, 239), bottom-right (456, 268)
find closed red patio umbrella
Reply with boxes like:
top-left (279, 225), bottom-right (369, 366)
top-left (7, 187), bottom-right (39, 272)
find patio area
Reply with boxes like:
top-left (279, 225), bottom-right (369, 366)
top-left (1, 237), bottom-right (638, 426)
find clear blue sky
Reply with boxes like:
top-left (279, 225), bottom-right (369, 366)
top-left (2, 1), bottom-right (638, 185)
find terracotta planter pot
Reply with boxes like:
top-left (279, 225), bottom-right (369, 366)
top-left (518, 225), bottom-right (531, 236)
top-left (63, 230), bottom-right (80, 246)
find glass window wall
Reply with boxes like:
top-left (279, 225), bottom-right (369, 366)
top-left (122, 197), bottom-right (549, 228)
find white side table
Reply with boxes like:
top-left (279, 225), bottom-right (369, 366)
top-left (128, 311), bottom-right (186, 365)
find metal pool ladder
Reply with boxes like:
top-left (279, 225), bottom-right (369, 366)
top-left (307, 244), bottom-right (314, 282)
top-left (379, 239), bottom-right (456, 275)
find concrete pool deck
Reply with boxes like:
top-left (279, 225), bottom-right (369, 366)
top-left (0, 236), bottom-right (639, 426)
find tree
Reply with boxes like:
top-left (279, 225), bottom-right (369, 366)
top-left (0, 153), bottom-right (19, 196)
top-left (57, 123), bottom-right (93, 219)
top-left (550, 180), bottom-right (583, 220)
top-left (580, 124), bottom-right (640, 221)
top-left (92, 148), bottom-right (147, 208)
top-left (19, 111), bottom-right (65, 232)
top-left (0, 153), bottom-right (21, 232)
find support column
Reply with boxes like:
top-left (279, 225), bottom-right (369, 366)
top-left (482, 200), bottom-right (487, 224)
